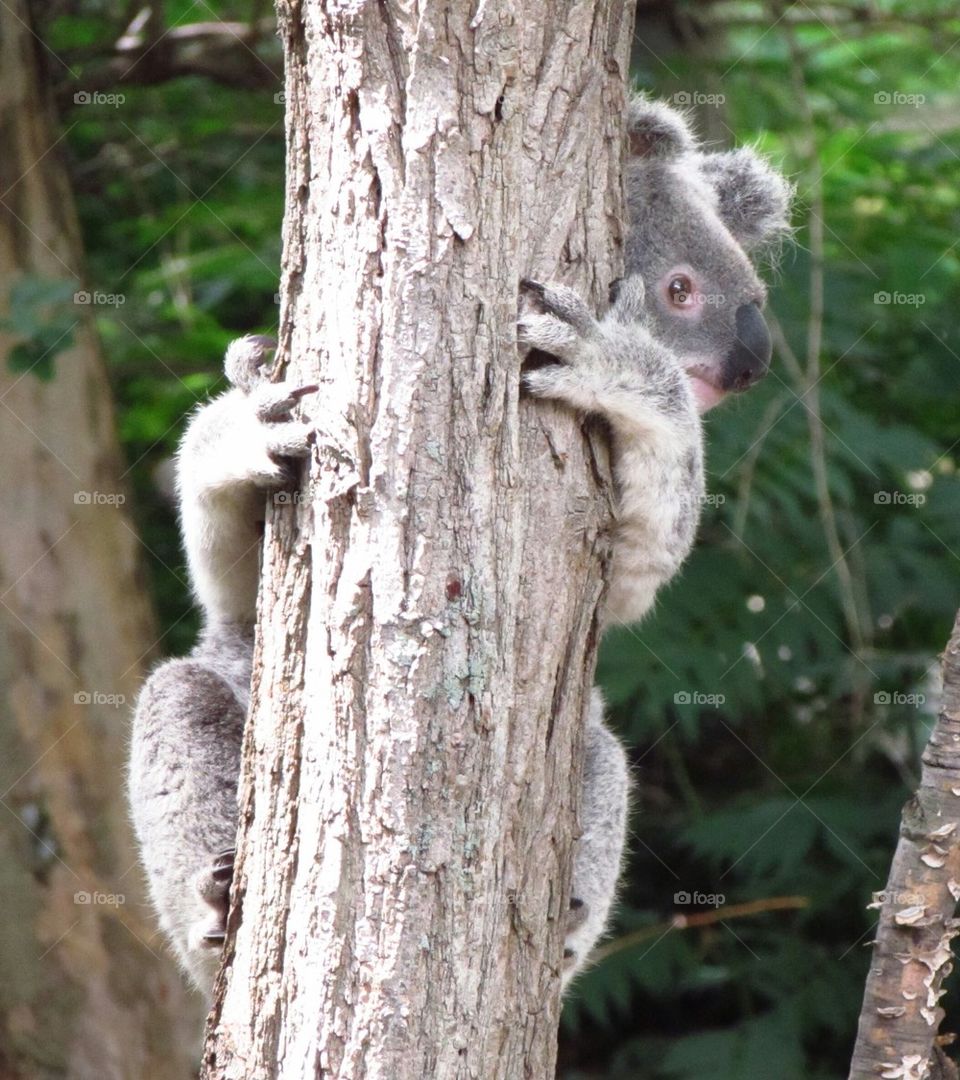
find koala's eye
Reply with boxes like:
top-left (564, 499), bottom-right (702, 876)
top-left (668, 275), bottom-right (693, 306)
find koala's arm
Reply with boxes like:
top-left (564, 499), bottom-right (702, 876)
top-left (130, 337), bottom-right (315, 992)
top-left (177, 336), bottom-right (315, 624)
top-left (519, 280), bottom-right (705, 627)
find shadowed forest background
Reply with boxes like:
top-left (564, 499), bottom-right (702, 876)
top-left (5, 1), bottom-right (960, 1077)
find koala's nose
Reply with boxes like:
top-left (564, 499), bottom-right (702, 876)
top-left (721, 303), bottom-right (772, 392)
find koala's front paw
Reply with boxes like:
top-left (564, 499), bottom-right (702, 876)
top-left (251, 381), bottom-right (318, 466)
top-left (177, 336), bottom-right (320, 496)
top-left (191, 847), bottom-right (235, 949)
top-left (563, 895), bottom-right (590, 973)
top-left (517, 279), bottom-right (600, 367)
top-left (218, 335), bottom-right (318, 482)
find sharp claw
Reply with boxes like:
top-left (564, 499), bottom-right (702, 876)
top-left (211, 864), bottom-right (233, 884)
top-left (519, 278), bottom-right (546, 297)
top-left (565, 895), bottom-right (590, 933)
top-left (288, 384), bottom-right (319, 401)
top-left (202, 930), bottom-right (226, 945)
top-left (608, 277), bottom-right (623, 305)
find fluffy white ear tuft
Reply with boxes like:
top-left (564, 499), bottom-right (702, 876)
top-left (698, 147), bottom-right (794, 253)
top-left (626, 95), bottom-right (698, 160)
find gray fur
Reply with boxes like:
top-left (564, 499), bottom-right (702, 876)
top-left (130, 98), bottom-right (791, 997)
top-left (697, 146), bottom-right (794, 254)
top-left (129, 625), bottom-right (250, 989)
top-left (562, 690), bottom-right (630, 980)
top-left (522, 97), bottom-right (793, 983)
top-left (129, 337), bottom-right (314, 992)
top-left (626, 96), bottom-right (698, 160)
top-left (624, 95), bottom-right (792, 395)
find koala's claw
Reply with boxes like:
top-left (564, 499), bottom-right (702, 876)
top-left (211, 847), bottom-right (235, 882)
top-left (254, 382), bottom-right (318, 424)
top-left (288, 383), bottom-right (320, 402)
top-left (194, 848), bottom-right (234, 948)
top-left (244, 382), bottom-right (317, 468)
top-left (197, 847), bottom-right (234, 900)
top-left (568, 895), bottom-right (588, 929)
top-left (518, 280), bottom-right (599, 371)
top-left (562, 896), bottom-right (591, 971)
top-left (519, 279), bottom-right (598, 338)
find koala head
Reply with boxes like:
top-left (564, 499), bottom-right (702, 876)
top-left (621, 96), bottom-right (793, 412)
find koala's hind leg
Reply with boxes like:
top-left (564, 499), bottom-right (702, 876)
top-left (196, 847), bottom-right (235, 945)
top-left (563, 690), bottom-right (630, 986)
top-left (129, 656), bottom-right (245, 993)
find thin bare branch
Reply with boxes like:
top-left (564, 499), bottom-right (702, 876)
top-left (781, 15), bottom-right (871, 672)
top-left (592, 895), bottom-right (810, 963)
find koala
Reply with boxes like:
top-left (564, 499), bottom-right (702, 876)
top-left (519, 96), bottom-right (791, 972)
top-left (129, 96), bottom-right (791, 996)
top-left (129, 337), bottom-right (316, 990)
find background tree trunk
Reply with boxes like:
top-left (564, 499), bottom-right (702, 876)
top-left (848, 611), bottom-right (960, 1080)
top-left (204, 2), bottom-right (634, 1076)
top-left (0, 3), bottom-right (199, 1077)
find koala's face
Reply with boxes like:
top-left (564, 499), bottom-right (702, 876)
top-left (625, 162), bottom-right (771, 411)
top-left (622, 99), bottom-right (792, 413)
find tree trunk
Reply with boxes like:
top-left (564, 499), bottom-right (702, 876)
top-left (204, 2), bottom-right (633, 1076)
top-left (848, 611), bottom-right (960, 1080)
top-left (0, 4), bottom-right (198, 1078)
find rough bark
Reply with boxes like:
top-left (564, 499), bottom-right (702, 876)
top-left (204, 1), bottom-right (633, 1076)
top-left (0, 3), bottom-right (199, 1077)
top-left (848, 611), bottom-right (960, 1080)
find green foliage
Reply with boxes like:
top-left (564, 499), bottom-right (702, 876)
top-left (40, 1), bottom-right (282, 652)
top-left (559, 3), bottom-right (960, 1077)
top-left (42, 0), bottom-right (960, 1076)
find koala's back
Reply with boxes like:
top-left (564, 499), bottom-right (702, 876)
top-left (129, 335), bottom-right (318, 992)
top-left (129, 624), bottom-right (253, 986)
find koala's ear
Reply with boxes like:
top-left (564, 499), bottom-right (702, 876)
top-left (698, 147), bottom-right (794, 252)
top-left (626, 95), bottom-right (697, 160)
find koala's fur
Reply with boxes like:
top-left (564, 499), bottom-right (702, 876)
top-left (622, 97), bottom-right (792, 407)
top-left (519, 96), bottom-right (790, 971)
top-left (129, 97), bottom-right (791, 996)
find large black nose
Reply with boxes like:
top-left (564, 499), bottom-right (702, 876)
top-left (721, 303), bottom-right (772, 392)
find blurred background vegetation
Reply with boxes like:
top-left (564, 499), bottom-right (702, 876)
top-left (19, 0), bottom-right (960, 1076)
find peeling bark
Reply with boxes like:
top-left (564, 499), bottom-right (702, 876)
top-left (848, 611), bottom-right (960, 1080)
top-left (203, 0), bottom-right (633, 1077)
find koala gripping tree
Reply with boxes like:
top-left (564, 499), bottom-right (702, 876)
top-left (203, 2), bottom-right (633, 1076)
